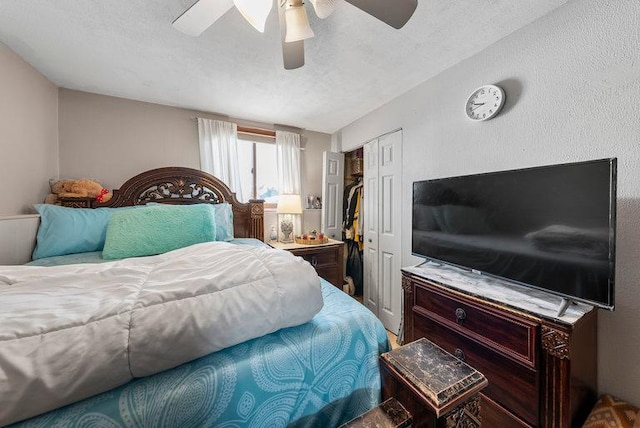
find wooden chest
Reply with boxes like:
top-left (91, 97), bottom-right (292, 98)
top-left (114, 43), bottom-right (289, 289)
top-left (402, 269), bottom-right (598, 427)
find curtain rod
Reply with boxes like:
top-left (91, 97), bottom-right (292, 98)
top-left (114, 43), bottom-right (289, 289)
top-left (190, 117), bottom-right (275, 139)
top-left (191, 116), bottom-right (306, 150)
top-left (238, 127), bottom-right (276, 139)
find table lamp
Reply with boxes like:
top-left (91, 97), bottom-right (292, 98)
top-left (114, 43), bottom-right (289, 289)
top-left (277, 194), bottom-right (302, 243)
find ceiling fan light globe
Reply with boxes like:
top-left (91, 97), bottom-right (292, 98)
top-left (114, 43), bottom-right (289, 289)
top-left (310, 0), bottom-right (336, 19)
top-left (233, 0), bottom-right (273, 32)
top-left (285, 4), bottom-right (315, 42)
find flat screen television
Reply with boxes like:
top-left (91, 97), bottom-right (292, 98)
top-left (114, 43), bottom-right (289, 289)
top-left (412, 158), bottom-right (616, 311)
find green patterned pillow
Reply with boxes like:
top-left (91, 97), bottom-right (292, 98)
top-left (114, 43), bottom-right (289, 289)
top-left (102, 204), bottom-right (217, 260)
top-left (146, 202), bottom-right (233, 241)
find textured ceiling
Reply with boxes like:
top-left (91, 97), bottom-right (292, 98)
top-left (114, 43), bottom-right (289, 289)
top-left (0, 0), bottom-right (570, 133)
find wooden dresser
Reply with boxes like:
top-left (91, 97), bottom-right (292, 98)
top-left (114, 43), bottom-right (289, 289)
top-left (269, 239), bottom-right (344, 288)
top-left (402, 263), bottom-right (598, 428)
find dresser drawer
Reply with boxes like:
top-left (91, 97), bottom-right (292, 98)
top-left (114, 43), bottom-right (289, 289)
top-left (291, 247), bottom-right (339, 268)
top-left (285, 244), bottom-right (344, 288)
top-left (414, 314), bottom-right (539, 426)
top-left (414, 281), bottom-right (538, 368)
top-left (481, 393), bottom-right (532, 428)
top-left (315, 267), bottom-right (340, 287)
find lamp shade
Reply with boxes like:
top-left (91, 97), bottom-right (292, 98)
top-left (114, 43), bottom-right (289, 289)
top-left (285, 2), bottom-right (315, 42)
top-left (234, 0), bottom-right (273, 33)
top-left (277, 194), bottom-right (303, 214)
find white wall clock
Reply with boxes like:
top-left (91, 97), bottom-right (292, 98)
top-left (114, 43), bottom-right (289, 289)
top-left (465, 84), bottom-right (506, 121)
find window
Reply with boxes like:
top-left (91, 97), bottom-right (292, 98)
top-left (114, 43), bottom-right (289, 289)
top-left (237, 139), bottom-right (279, 205)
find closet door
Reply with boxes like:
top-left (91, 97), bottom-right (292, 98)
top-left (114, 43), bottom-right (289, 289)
top-left (363, 130), bottom-right (402, 334)
top-left (321, 152), bottom-right (344, 240)
top-left (363, 139), bottom-right (380, 317)
top-left (376, 131), bottom-right (402, 332)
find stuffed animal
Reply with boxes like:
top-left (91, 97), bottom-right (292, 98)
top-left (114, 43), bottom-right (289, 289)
top-left (44, 178), bottom-right (112, 204)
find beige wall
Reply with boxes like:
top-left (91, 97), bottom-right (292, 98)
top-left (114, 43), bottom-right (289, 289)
top-left (0, 43), bottom-right (58, 215)
top-left (58, 89), bottom-right (330, 201)
top-left (301, 129), bottom-right (331, 203)
top-left (337, 0), bottom-right (640, 404)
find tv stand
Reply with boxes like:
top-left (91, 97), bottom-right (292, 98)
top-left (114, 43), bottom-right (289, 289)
top-left (415, 259), bottom-right (430, 268)
top-left (556, 297), bottom-right (578, 317)
top-left (402, 262), bottom-right (598, 427)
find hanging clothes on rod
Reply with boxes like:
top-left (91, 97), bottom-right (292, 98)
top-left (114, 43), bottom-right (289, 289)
top-left (343, 177), bottom-right (362, 240)
top-left (351, 186), bottom-right (364, 251)
top-left (346, 239), bottom-right (363, 295)
top-left (343, 176), bottom-right (364, 295)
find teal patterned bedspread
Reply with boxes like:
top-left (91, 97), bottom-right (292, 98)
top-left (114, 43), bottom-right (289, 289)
top-left (16, 241), bottom-right (390, 427)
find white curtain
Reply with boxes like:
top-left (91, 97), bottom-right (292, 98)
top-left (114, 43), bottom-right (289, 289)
top-left (198, 118), bottom-right (243, 201)
top-left (276, 130), bottom-right (302, 238)
top-left (275, 130), bottom-right (301, 195)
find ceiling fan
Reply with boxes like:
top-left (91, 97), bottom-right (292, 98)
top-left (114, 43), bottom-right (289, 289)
top-left (172, 0), bottom-right (418, 70)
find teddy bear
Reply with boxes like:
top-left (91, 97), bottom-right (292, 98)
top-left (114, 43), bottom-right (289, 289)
top-left (44, 178), bottom-right (112, 204)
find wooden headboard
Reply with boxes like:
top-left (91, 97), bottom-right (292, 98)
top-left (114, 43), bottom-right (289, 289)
top-left (94, 167), bottom-right (264, 241)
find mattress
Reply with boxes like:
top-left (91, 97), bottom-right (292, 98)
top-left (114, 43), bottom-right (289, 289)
top-left (24, 237), bottom-right (266, 266)
top-left (11, 242), bottom-right (389, 427)
top-left (3, 240), bottom-right (324, 425)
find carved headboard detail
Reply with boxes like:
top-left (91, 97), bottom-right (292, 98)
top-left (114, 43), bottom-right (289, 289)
top-left (95, 167), bottom-right (264, 241)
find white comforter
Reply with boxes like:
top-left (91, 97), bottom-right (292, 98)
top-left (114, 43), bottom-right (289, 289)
top-left (0, 242), bottom-right (323, 426)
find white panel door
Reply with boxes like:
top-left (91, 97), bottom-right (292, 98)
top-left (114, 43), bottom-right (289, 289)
top-left (363, 139), bottom-right (380, 315)
top-left (321, 151), bottom-right (344, 240)
top-left (376, 130), bottom-right (402, 332)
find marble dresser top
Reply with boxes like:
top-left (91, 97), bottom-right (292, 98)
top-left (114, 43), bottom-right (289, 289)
top-left (403, 261), bottom-right (595, 326)
top-left (381, 338), bottom-right (487, 417)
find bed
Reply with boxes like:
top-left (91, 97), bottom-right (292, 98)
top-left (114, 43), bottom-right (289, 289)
top-left (1, 167), bottom-right (389, 427)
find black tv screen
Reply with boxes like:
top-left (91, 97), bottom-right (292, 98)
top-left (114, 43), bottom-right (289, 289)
top-left (412, 159), bottom-right (616, 310)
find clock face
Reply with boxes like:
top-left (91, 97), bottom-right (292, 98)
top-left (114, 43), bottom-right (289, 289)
top-left (465, 85), bottom-right (506, 121)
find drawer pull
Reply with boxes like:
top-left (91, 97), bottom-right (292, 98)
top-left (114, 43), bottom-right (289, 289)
top-left (455, 308), bottom-right (466, 324)
top-left (454, 348), bottom-right (466, 361)
top-left (311, 256), bottom-right (318, 267)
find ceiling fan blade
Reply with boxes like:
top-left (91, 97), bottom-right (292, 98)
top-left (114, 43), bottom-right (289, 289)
top-left (343, 0), bottom-right (418, 29)
top-left (278, 0), bottom-right (304, 69)
top-left (310, 0), bottom-right (337, 19)
top-left (233, 0), bottom-right (273, 33)
top-left (172, 0), bottom-right (234, 36)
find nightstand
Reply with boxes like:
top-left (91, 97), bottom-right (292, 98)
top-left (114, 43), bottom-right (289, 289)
top-left (269, 239), bottom-right (344, 288)
top-left (58, 197), bottom-right (95, 208)
top-left (380, 338), bottom-right (488, 428)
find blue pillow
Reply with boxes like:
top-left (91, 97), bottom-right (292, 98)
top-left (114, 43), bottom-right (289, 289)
top-left (211, 203), bottom-right (234, 241)
top-left (32, 204), bottom-right (134, 260)
top-left (102, 204), bottom-right (217, 260)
